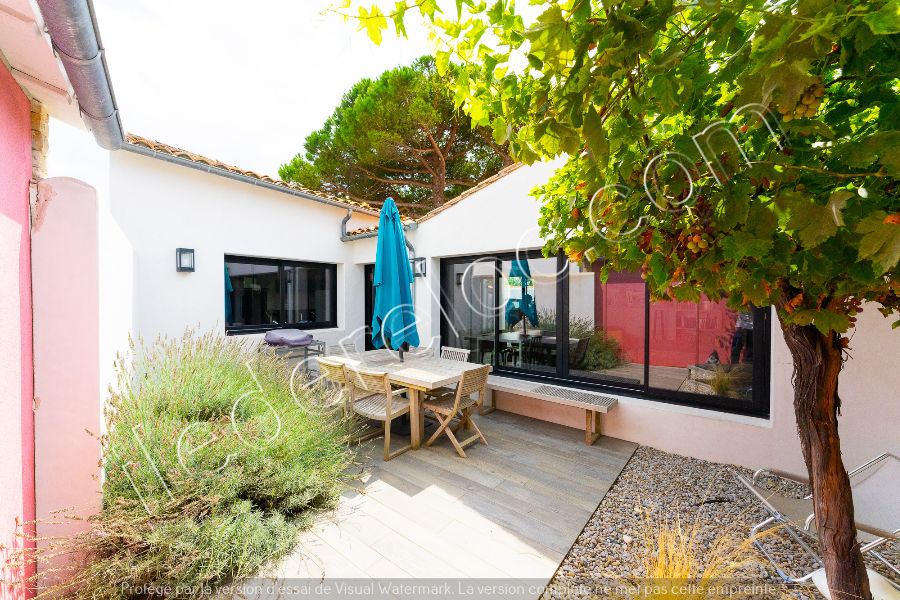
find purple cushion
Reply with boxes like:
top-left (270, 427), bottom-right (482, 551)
top-left (264, 329), bottom-right (313, 347)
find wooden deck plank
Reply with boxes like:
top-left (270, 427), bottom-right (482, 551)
top-left (376, 451), bottom-right (590, 532)
top-left (270, 410), bottom-right (636, 585)
top-left (362, 474), bottom-right (569, 563)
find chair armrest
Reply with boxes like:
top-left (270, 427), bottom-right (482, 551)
top-left (848, 452), bottom-right (889, 478)
top-left (752, 467), bottom-right (810, 487)
top-left (390, 387), bottom-right (409, 397)
top-left (804, 513), bottom-right (816, 532)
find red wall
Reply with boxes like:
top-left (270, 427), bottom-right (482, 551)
top-left (0, 61), bottom-right (35, 599)
top-left (648, 297), bottom-right (735, 367)
top-left (596, 270), bottom-right (735, 368)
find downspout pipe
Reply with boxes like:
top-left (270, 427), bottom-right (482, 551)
top-left (35, 0), bottom-right (124, 149)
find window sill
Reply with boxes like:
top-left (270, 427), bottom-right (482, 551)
top-left (606, 392), bottom-right (773, 428)
top-left (225, 324), bottom-right (338, 336)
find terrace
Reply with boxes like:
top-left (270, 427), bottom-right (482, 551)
top-left (2, 1), bottom-right (898, 600)
top-left (278, 412), bottom-right (636, 582)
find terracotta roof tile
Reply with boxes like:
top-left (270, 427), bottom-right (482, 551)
top-left (345, 225), bottom-right (380, 236)
top-left (124, 134), bottom-right (383, 215)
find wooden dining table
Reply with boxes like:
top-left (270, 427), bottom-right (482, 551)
top-left (321, 349), bottom-right (491, 449)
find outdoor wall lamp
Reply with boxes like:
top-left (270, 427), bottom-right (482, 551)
top-left (176, 248), bottom-right (195, 272)
top-left (411, 256), bottom-right (426, 278)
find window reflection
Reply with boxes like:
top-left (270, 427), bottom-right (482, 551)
top-left (499, 257), bottom-right (558, 373)
top-left (438, 255), bottom-right (766, 415)
top-left (440, 259), bottom-right (497, 364)
top-left (226, 261), bottom-right (281, 327)
top-left (649, 298), bottom-right (755, 402)
top-left (225, 256), bottom-right (336, 333)
top-left (568, 264), bottom-right (645, 385)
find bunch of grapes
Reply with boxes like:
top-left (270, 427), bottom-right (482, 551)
top-left (777, 80), bottom-right (826, 122)
top-left (682, 224), bottom-right (711, 255)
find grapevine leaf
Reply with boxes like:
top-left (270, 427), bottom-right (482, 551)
top-left (649, 252), bottom-right (668, 288)
top-left (788, 201), bottom-right (840, 248)
top-left (583, 105), bottom-right (608, 164)
top-left (815, 311), bottom-right (852, 335)
top-left (722, 231), bottom-right (774, 260)
top-left (492, 115), bottom-right (509, 144)
top-left (864, 3), bottom-right (900, 35)
top-left (856, 214), bottom-right (900, 273)
top-left (790, 309), bottom-right (852, 334)
top-left (435, 51), bottom-right (451, 77)
top-left (358, 5), bottom-right (388, 44)
top-left (392, 1), bottom-right (407, 37)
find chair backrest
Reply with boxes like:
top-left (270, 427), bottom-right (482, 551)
top-left (441, 346), bottom-right (471, 362)
top-left (344, 365), bottom-right (392, 397)
top-left (327, 343), bottom-right (356, 356)
top-left (455, 365), bottom-right (491, 406)
top-left (850, 453), bottom-right (900, 537)
top-left (315, 357), bottom-right (347, 386)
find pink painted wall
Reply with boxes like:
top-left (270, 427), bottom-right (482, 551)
top-left (0, 60), bottom-right (35, 599)
top-left (31, 177), bottom-right (101, 583)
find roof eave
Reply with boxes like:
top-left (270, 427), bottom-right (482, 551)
top-left (123, 141), bottom-right (382, 217)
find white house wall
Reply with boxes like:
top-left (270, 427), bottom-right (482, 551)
top-left (104, 151), bottom-right (899, 477)
top-left (408, 159), bottom-right (565, 349)
top-left (107, 150), bottom-right (376, 350)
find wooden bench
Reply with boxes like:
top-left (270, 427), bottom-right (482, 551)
top-left (481, 375), bottom-right (618, 445)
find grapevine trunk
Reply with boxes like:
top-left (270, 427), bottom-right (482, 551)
top-left (780, 319), bottom-right (871, 600)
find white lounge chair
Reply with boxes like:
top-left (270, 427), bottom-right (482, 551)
top-left (736, 453), bottom-right (900, 583)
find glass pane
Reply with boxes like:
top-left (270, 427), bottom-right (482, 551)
top-left (568, 264), bottom-right (646, 385)
top-left (499, 256), bottom-right (558, 374)
top-left (440, 259), bottom-right (497, 364)
top-left (284, 264), bottom-right (333, 325)
top-left (225, 261), bottom-right (281, 326)
top-left (649, 297), bottom-right (755, 403)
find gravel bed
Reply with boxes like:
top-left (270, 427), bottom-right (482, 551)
top-left (543, 446), bottom-right (898, 599)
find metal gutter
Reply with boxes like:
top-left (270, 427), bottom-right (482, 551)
top-left (123, 143), bottom-right (382, 216)
top-left (35, 0), bottom-right (124, 149)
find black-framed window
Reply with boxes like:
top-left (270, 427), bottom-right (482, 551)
top-left (440, 252), bottom-right (770, 417)
top-left (225, 255), bottom-right (337, 334)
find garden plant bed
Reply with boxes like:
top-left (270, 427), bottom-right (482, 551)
top-left (545, 446), bottom-right (899, 600)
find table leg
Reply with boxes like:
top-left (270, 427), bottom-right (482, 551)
top-left (409, 388), bottom-right (423, 449)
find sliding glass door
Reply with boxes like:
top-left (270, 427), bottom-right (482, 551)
top-left (440, 252), bottom-right (770, 417)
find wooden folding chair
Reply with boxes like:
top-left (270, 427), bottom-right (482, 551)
top-left (344, 366), bottom-right (411, 461)
top-left (314, 357), bottom-right (353, 415)
top-left (423, 365), bottom-right (490, 458)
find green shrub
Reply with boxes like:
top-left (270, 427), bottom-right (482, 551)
top-left (582, 331), bottom-right (626, 371)
top-left (538, 308), bottom-right (626, 370)
top-left (38, 331), bottom-right (352, 599)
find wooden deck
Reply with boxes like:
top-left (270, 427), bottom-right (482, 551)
top-left (271, 410), bottom-right (636, 582)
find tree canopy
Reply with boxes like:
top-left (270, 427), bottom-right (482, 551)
top-left (345, 0), bottom-right (899, 597)
top-left (346, 0), bottom-right (898, 331)
top-left (279, 56), bottom-right (512, 213)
